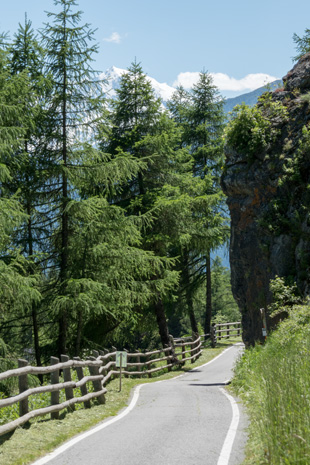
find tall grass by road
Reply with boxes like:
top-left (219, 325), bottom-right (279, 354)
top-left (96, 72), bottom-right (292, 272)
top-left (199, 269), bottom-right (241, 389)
top-left (232, 303), bottom-right (310, 465)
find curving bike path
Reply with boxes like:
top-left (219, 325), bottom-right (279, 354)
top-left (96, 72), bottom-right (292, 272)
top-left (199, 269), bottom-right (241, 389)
top-left (33, 343), bottom-right (247, 465)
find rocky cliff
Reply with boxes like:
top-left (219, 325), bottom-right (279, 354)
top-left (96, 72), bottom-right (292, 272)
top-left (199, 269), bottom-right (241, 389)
top-left (221, 53), bottom-right (310, 346)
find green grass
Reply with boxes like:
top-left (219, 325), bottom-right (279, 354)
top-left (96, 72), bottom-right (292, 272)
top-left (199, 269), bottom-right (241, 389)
top-left (0, 338), bottom-right (240, 465)
top-left (231, 304), bottom-right (310, 465)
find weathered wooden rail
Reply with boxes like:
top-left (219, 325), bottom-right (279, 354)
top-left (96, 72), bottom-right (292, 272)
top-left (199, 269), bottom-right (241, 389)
top-left (199, 321), bottom-right (241, 347)
top-left (0, 335), bottom-right (202, 436)
top-left (214, 321), bottom-right (241, 340)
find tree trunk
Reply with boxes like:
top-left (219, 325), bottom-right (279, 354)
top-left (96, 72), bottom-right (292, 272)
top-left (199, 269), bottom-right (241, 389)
top-left (204, 251), bottom-right (212, 335)
top-left (154, 298), bottom-right (170, 348)
top-left (183, 252), bottom-right (198, 333)
top-left (32, 303), bottom-right (42, 375)
top-left (58, 61), bottom-right (69, 356)
top-left (26, 175), bottom-right (42, 380)
top-left (75, 310), bottom-right (83, 356)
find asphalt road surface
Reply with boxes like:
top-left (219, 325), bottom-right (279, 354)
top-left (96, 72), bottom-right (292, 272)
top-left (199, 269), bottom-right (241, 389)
top-left (34, 343), bottom-right (247, 465)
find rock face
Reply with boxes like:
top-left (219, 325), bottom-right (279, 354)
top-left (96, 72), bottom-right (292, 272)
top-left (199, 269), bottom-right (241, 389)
top-left (222, 53), bottom-right (310, 346)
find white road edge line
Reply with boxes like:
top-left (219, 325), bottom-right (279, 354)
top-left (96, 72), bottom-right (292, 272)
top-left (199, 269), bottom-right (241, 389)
top-left (31, 344), bottom-right (239, 465)
top-left (217, 388), bottom-right (240, 465)
top-left (31, 384), bottom-right (146, 465)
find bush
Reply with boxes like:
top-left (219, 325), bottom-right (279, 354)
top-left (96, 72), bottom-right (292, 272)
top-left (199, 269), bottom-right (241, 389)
top-left (225, 103), bottom-right (272, 158)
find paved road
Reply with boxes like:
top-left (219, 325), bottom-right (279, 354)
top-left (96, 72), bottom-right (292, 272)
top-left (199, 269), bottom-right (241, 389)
top-left (34, 344), bottom-right (247, 465)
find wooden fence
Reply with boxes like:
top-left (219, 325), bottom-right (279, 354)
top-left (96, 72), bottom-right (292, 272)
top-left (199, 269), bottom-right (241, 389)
top-left (0, 335), bottom-right (202, 436)
top-left (214, 321), bottom-right (241, 340)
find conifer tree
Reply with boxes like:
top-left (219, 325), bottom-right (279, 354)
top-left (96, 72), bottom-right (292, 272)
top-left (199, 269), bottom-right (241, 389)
top-left (190, 72), bottom-right (227, 335)
top-left (40, 4), bottom-right (174, 355)
top-left (0, 45), bottom-right (41, 353)
top-left (39, 0), bottom-right (104, 354)
top-left (168, 71), bottom-right (227, 336)
top-left (105, 61), bottom-right (183, 346)
top-left (7, 17), bottom-right (50, 367)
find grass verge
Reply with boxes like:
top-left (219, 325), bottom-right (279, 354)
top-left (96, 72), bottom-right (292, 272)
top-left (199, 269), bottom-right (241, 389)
top-left (0, 338), bottom-right (240, 465)
top-left (231, 304), bottom-right (310, 465)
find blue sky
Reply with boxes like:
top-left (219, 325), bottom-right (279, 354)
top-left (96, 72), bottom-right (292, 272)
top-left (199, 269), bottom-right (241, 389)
top-left (1, 0), bottom-right (310, 97)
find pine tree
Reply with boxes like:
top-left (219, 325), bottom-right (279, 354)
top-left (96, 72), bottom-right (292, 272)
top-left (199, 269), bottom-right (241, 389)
top-left (168, 71), bottom-right (227, 336)
top-left (105, 61), bottom-right (185, 347)
top-left (0, 45), bottom-right (41, 353)
top-left (7, 16), bottom-right (51, 368)
top-left (39, 0), bottom-right (105, 355)
top-left (40, 5), bottom-right (175, 355)
top-left (293, 28), bottom-right (310, 61)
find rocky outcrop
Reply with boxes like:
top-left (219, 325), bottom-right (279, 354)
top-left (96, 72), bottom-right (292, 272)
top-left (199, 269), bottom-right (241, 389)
top-left (222, 53), bottom-right (310, 346)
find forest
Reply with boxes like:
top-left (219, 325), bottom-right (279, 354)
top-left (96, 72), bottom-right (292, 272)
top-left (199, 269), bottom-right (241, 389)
top-left (0, 0), bottom-right (240, 368)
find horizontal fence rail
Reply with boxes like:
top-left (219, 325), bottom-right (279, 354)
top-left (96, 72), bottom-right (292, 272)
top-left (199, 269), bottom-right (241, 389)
top-left (215, 322), bottom-right (241, 340)
top-left (0, 334), bottom-right (202, 436)
top-left (200, 321), bottom-right (241, 346)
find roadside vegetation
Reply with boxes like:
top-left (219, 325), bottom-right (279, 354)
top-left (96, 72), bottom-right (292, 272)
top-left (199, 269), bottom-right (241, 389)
top-left (232, 299), bottom-right (310, 465)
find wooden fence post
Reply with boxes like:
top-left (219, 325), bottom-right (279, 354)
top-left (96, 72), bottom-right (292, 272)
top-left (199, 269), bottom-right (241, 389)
top-left (227, 324), bottom-right (230, 339)
top-left (50, 356), bottom-right (60, 419)
top-left (102, 349), bottom-right (109, 378)
top-left (18, 359), bottom-right (29, 418)
top-left (146, 354), bottom-right (152, 378)
top-left (88, 356), bottom-right (105, 404)
top-left (135, 351), bottom-right (141, 378)
top-left (124, 349), bottom-right (129, 378)
top-left (61, 355), bottom-right (75, 412)
top-left (182, 340), bottom-right (186, 364)
top-left (195, 335), bottom-right (200, 361)
top-left (168, 334), bottom-right (176, 370)
top-left (111, 347), bottom-right (117, 379)
top-left (73, 357), bottom-right (91, 409)
top-left (166, 347), bottom-right (172, 372)
top-left (191, 333), bottom-right (198, 363)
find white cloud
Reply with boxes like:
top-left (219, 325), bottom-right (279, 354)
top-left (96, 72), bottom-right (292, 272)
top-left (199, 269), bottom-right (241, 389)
top-left (103, 32), bottom-right (121, 44)
top-left (172, 72), bottom-right (200, 89)
top-left (173, 72), bottom-right (279, 92)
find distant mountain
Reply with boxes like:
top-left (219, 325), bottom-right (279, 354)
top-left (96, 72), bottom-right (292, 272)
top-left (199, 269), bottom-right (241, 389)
top-left (101, 67), bottom-right (282, 114)
top-left (224, 80), bottom-right (282, 113)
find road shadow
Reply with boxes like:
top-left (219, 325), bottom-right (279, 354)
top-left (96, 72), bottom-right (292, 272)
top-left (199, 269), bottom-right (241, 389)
top-left (188, 382), bottom-right (230, 387)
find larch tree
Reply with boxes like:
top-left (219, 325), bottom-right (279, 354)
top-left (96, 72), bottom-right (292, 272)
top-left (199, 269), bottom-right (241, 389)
top-left (0, 45), bottom-right (41, 354)
top-left (7, 16), bottom-right (50, 368)
top-left (40, 3), bottom-right (175, 356)
top-left (105, 61), bottom-right (184, 347)
top-left (188, 71), bottom-right (227, 336)
top-left (168, 71), bottom-right (227, 336)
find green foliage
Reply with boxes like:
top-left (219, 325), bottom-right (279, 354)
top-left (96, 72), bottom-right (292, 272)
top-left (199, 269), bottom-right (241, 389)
top-left (225, 95), bottom-right (288, 160)
top-left (300, 91), bottom-right (310, 104)
top-left (232, 303), bottom-right (310, 464)
top-left (260, 124), bottom-right (310, 246)
top-left (168, 72), bottom-right (228, 335)
top-left (0, 3), bottom-right (233, 358)
top-left (267, 276), bottom-right (301, 317)
top-left (225, 103), bottom-right (272, 157)
top-left (210, 257), bottom-right (240, 322)
top-left (293, 28), bottom-right (310, 61)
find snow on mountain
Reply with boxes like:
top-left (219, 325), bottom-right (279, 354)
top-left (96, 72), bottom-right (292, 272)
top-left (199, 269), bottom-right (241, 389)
top-left (100, 66), bottom-right (280, 113)
top-left (100, 66), bottom-right (176, 103)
